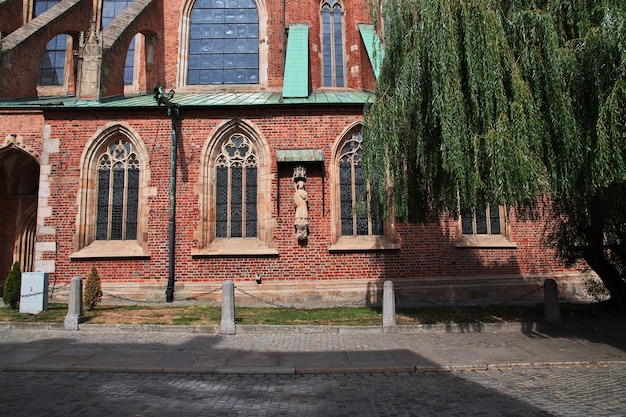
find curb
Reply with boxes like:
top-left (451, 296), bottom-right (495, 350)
top-left (2, 360), bottom-right (625, 375)
top-left (0, 321), bottom-right (559, 334)
top-left (2, 320), bottom-right (626, 334)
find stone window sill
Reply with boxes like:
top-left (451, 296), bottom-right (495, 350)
top-left (70, 240), bottom-right (150, 259)
top-left (192, 238), bottom-right (279, 258)
top-left (329, 236), bottom-right (400, 252)
top-left (456, 235), bottom-right (517, 249)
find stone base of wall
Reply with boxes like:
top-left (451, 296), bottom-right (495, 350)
top-left (48, 273), bottom-right (590, 307)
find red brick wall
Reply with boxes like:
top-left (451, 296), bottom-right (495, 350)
top-left (0, 0), bottom-right (23, 36)
top-left (40, 106), bottom-right (577, 292)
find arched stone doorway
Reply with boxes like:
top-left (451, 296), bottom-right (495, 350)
top-left (0, 144), bottom-right (39, 294)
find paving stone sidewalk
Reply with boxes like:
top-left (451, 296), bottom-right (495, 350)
top-left (1, 321), bottom-right (626, 374)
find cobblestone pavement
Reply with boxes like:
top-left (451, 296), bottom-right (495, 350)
top-left (2, 326), bottom-right (626, 373)
top-left (1, 367), bottom-right (626, 416)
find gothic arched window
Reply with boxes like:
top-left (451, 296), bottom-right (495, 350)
top-left (96, 139), bottom-right (140, 241)
top-left (338, 131), bottom-right (382, 236)
top-left (188, 0), bottom-right (259, 85)
top-left (321, 0), bottom-right (345, 87)
top-left (215, 133), bottom-right (258, 238)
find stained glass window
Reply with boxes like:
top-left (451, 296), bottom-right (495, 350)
top-left (339, 132), bottom-right (383, 236)
top-left (96, 139), bottom-right (139, 240)
top-left (215, 133), bottom-right (258, 238)
top-left (188, 0), bottom-right (259, 85)
top-left (321, 0), bottom-right (344, 87)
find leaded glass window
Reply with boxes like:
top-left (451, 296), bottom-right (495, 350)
top-left (102, 0), bottom-right (136, 85)
top-left (321, 0), bottom-right (345, 87)
top-left (339, 132), bottom-right (383, 236)
top-left (215, 133), bottom-right (258, 238)
top-left (96, 139), bottom-right (140, 240)
top-left (33, 0), bottom-right (60, 17)
top-left (38, 35), bottom-right (67, 86)
top-left (188, 0), bottom-right (259, 85)
top-left (461, 205), bottom-right (502, 236)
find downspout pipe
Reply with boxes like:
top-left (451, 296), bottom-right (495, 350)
top-left (154, 87), bottom-right (180, 302)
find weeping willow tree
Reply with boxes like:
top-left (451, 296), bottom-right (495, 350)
top-left (363, 0), bottom-right (626, 306)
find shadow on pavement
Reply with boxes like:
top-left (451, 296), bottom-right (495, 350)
top-left (0, 333), bottom-right (561, 416)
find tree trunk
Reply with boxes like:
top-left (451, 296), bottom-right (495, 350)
top-left (584, 200), bottom-right (626, 308)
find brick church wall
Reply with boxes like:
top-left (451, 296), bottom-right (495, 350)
top-left (36, 105), bottom-right (583, 305)
top-left (0, 0), bottom-right (588, 305)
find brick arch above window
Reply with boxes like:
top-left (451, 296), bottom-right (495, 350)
top-left (71, 123), bottom-right (152, 259)
top-left (194, 119), bottom-right (276, 257)
top-left (176, 0), bottom-right (269, 90)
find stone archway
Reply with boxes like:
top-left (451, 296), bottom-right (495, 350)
top-left (0, 144), bottom-right (40, 293)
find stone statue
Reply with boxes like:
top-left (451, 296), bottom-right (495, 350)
top-left (293, 167), bottom-right (309, 242)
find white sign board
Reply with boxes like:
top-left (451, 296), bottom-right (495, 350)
top-left (19, 272), bottom-right (49, 314)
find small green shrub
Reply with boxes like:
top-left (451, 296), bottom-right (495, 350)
top-left (3, 262), bottom-right (21, 309)
top-left (84, 266), bottom-right (103, 311)
top-left (583, 275), bottom-right (610, 302)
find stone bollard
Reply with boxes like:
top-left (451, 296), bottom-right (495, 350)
top-left (543, 278), bottom-right (562, 324)
top-left (220, 280), bottom-right (236, 335)
top-left (382, 280), bottom-right (397, 333)
top-left (64, 276), bottom-right (86, 331)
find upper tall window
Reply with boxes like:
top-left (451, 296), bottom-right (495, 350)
top-left (38, 35), bottom-right (67, 86)
top-left (338, 132), bottom-right (383, 236)
top-left (215, 133), bottom-right (258, 238)
top-left (102, 0), bottom-right (136, 85)
top-left (321, 0), bottom-right (345, 87)
top-left (188, 0), bottom-right (259, 85)
top-left (96, 139), bottom-right (139, 241)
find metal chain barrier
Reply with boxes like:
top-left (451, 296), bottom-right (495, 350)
top-left (235, 286), bottom-right (297, 310)
top-left (19, 282), bottom-right (70, 299)
top-left (393, 283), bottom-right (547, 308)
top-left (234, 285), bottom-right (374, 310)
top-left (13, 279), bottom-right (580, 310)
top-left (101, 286), bottom-right (222, 305)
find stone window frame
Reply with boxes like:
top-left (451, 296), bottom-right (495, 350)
top-left (456, 205), bottom-right (517, 248)
top-left (329, 123), bottom-right (398, 252)
top-left (193, 119), bottom-right (277, 257)
top-left (176, 0), bottom-right (269, 91)
top-left (71, 123), bottom-right (152, 259)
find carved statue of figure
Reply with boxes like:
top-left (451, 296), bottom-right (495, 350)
top-left (294, 180), bottom-right (309, 241)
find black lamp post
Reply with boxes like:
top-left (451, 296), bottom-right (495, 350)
top-left (154, 87), bottom-right (179, 302)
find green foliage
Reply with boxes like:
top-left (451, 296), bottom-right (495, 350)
top-left (3, 262), bottom-right (21, 310)
top-left (364, 0), bottom-right (626, 304)
top-left (583, 275), bottom-right (610, 302)
top-left (84, 266), bottom-right (103, 311)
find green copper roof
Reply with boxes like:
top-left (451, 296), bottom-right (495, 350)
top-left (358, 24), bottom-right (384, 79)
top-left (282, 24), bottom-right (309, 98)
top-left (0, 91), bottom-right (372, 109)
